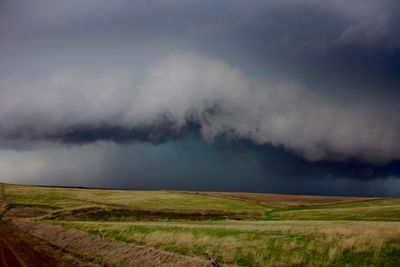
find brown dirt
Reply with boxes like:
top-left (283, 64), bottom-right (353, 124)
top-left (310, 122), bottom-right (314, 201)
top-left (0, 223), bottom-right (99, 267)
top-left (44, 206), bottom-right (262, 221)
top-left (14, 219), bottom-right (213, 267)
top-left (0, 224), bottom-right (54, 267)
top-left (200, 192), bottom-right (377, 207)
top-left (0, 187), bottom-right (100, 267)
top-left (5, 207), bottom-right (50, 218)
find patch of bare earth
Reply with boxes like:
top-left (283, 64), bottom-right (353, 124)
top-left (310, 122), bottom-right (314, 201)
top-left (0, 223), bottom-right (98, 267)
top-left (201, 192), bottom-right (377, 207)
top-left (44, 206), bottom-right (262, 221)
top-left (5, 207), bottom-right (50, 218)
top-left (14, 219), bottom-right (212, 267)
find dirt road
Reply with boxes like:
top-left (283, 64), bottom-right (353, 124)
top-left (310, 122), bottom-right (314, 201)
top-left (0, 224), bottom-right (58, 267)
top-left (0, 184), bottom-right (99, 267)
top-left (0, 234), bottom-right (27, 267)
top-left (0, 182), bottom-right (55, 266)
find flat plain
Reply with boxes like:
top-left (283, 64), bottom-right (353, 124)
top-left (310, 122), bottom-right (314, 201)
top-left (2, 184), bottom-right (400, 266)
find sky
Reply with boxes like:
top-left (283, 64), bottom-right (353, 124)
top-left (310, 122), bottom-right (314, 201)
top-left (0, 0), bottom-right (400, 196)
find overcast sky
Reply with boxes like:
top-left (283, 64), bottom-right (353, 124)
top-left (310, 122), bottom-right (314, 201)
top-left (1, 0), bottom-right (400, 196)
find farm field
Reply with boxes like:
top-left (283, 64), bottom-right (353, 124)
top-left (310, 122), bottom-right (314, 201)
top-left (1, 184), bottom-right (400, 266)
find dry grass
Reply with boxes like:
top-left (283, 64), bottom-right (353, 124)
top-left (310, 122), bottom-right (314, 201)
top-left (200, 192), bottom-right (376, 207)
top-left (272, 201), bottom-right (400, 220)
top-left (5, 184), bottom-right (400, 266)
top-left (4, 184), bottom-right (269, 215)
top-left (14, 219), bottom-right (212, 267)
top-left (47, 220), bottom-right (400, 266)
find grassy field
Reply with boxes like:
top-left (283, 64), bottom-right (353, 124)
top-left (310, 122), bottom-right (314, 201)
top-left (201, 192), bottom-right (375, 207)
top-left (266, 199), bottom-right (400, 221)
top-left (2, 184), bottom-right (400, 266)
top-left (4, 184), bottom-right (269, 214)
top-left (47, 220), bottom-right (400, 266)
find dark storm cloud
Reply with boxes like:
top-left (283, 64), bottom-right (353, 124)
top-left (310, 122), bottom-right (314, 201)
top-left (2, 138), bottom-right (398, 196)
top-left (222, 141), bottom-right (400, 181)
top-left (1, 0), bottom-right (400, 167)
top-left (1, 53), bottom-right (400, 165)
top-left (54, 123), bottom-right (179, 145)
top-left (3, 0), bottom-right (399, 92)
top-left (197, 0), bottom-right (400, 101)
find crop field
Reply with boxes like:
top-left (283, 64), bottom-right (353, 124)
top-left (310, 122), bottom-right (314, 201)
top-left (2, 184), bottom-right (400, 266)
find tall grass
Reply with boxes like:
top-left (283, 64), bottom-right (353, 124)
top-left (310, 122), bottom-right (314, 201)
top-left (6, 184), bottom-right (400, 266)
top-left (48, 220), bottom-right (400, 266)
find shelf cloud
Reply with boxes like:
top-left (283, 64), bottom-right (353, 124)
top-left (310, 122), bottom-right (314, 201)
top-left (1, 0), bottom-right (400, 195)
top-left (1, 54), bottom-right (399, 164)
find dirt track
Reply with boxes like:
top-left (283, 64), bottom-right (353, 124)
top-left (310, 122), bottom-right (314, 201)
top-left (0, 182), bottom-right (55, 266)
top-left (0, 224), bottom-right (57, 267)
top-left (0, 183), bottom-right (90, 267)
top-left (0, 235), bottom-right (26, 267)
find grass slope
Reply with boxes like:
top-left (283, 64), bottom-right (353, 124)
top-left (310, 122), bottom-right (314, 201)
top-left (201, 192), bottom-right (375, 207)
top-left (3, 184), bottom-right (400, 266)
top-left (4, 184), bottom-right (269, 215)
top-left (48, 220), bottom-right (400, 266)
top-left (266, 199), bottom-right (400, 221)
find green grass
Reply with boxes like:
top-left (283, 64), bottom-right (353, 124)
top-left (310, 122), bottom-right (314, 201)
top-left (47, 220), bottom-right (400, 266)
top-left (5, 184), bottom-right (400, 221)
top-left (4, 185), bottom-right (87, 209)
top-left (266, 199), bottom-right (400, 221)
top-left (4, 184), bottom-right (270, 214)
top-left (4, 184), bottom-right (400, 266)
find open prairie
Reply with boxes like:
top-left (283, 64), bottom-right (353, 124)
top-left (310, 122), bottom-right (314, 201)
top-left (200, 192), bottom-right (377, 207)
top-left (1, 184), bottom-right (400, 266)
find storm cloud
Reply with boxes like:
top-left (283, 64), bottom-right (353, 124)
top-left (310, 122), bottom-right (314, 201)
top-left (1, 0), bottom-right (400, 194)
top-left (1, 53), bottom-right (400, 163)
